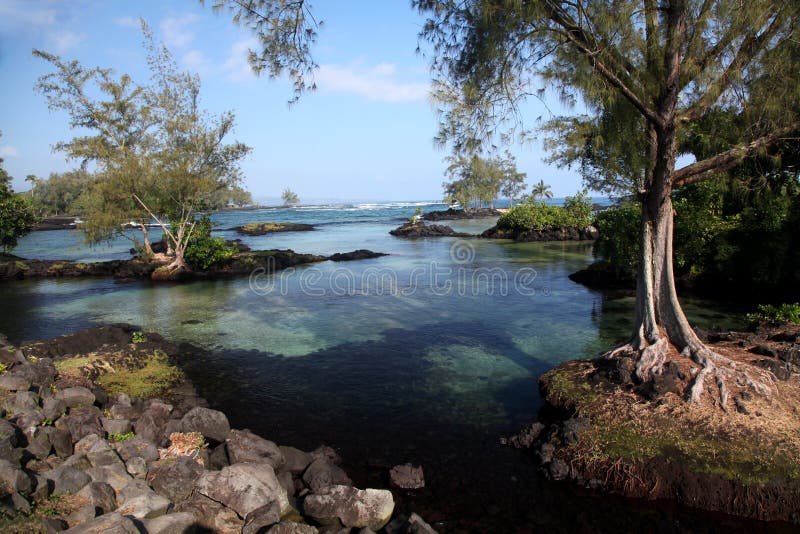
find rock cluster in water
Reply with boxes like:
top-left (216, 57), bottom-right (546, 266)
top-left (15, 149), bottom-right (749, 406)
top-left (481, 225), bottom-right (599, 241)
top-left (421, 208), bottom-right (501, 221)
top-left (0, 332), bottom-right (436, 533)
top-left (389, 223), bottom-right (471, 238)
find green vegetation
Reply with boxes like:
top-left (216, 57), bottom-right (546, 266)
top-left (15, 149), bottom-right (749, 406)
top-left (184, 215), bottom-right (237, 270)
top-left (109, 431), bottom-right (135, 442)
top-left (443, 152), bottom-right (526, 209)
top-left (0, 135), bottom-right (38, 252)
top-left (497, 191), bottom-right (592, 234)
top-left (593, 172), bottom-right (800, 289)
top-left (34, 21), bottom-right (250, 271)
top-left (530, 180), bottom-right (553, 201)
top-left (131, 331), bottom-right (147, 344)
top-left (0, 362), bottom-right (7, 374)
top-left (96, 350), bottom-right (183, 399)
top-left (281, 188), bottom-right (300, 206)
top-left (540, 364), bottom-right (599, 411)
top-left (747, 303), bottom-right (800, 326)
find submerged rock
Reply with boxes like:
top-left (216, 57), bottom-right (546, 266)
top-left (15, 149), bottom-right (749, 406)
top-left (389, 463), bottom-right (425, 490)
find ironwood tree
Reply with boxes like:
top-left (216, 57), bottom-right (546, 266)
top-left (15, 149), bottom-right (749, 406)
top-left (414, 0), bottom-right (800, 405)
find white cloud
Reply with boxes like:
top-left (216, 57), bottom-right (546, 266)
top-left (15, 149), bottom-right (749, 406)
top-left (316, 62), bottom-right (429, 103)
top-left (160, 14), bottom-right (200, 49)
top-left (114, 16), bottom-right (141, 29)
top-left (0, 1), bottom-right (55, 32)
top-left (223, 38), bottom-right (259, 83)
top-left (0, 146), bottom-right (20, 159)
top-left (182, 49), bottom-right (212, 76)
top-left (49, 30), bottom-right (87, 53)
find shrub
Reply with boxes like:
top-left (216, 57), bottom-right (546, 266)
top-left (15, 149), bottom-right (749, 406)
top-left (746, 303), bottom-right (800, 325)
top-left (131, 331), bottom-right (146, 344)
top-left (185, 215), bottom-right (237, 270)
top-left (592, 203), bottom-right (640, 278)
top-left (497, 190), bottom-right (592, 234)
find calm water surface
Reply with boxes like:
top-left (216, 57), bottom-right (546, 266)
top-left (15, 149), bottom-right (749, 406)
top-left (2, 202), bottom-right (779, 532)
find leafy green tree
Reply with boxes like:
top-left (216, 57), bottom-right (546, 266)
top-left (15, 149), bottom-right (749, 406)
top-left (416, 0), bottom-right (800, 403)
top-left (35, 22), bottom-right (250, 273)
top-left (0, 137), bottom-right (38, 252)
top-left (28, 169), bottom-right (93, 216)
top-left (499, 152), bottom-right (527, 206)
top-left (281, 188), bottom-right (300, 206)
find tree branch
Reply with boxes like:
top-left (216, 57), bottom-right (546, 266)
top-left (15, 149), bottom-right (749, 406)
top-left (672, 120), bottom-right (800, 187)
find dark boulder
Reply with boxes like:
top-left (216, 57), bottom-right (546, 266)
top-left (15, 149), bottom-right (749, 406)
top-left (390, 222), bottom-right (471, 238)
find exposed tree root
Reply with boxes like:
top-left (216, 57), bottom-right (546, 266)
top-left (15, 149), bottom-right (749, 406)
top-left (604, 337), bottom-right (778, 410)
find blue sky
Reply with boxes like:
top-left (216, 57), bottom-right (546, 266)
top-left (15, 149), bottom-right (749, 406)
top-left (0, 0), bottom-right (588, 203)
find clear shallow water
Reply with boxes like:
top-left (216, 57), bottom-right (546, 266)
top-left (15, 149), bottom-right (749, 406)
top-left (2, 201), bottom-right (771, 532)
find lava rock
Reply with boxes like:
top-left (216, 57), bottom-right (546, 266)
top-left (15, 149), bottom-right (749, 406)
top-left (196, 462), bottom-right (290, 518)
top-left (389, 464), bottom-right (425, 490)
top-left (226, 429), bottom-right (284, 468)
top-left (303, 485), bottom-right (395, 531)
top-left (180, 407), bottom-right (230, 443)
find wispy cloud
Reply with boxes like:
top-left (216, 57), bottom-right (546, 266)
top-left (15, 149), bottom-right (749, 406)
top-left (316, 62), bottom-right (429, 103)
top-left (0, 146), bottom-right (20, 159)
top-left (223, 38), bottom-right (259, 83)
top-left (160, 14), bottom-right (200, 49)
top-left (49, 30), bottom-right (87, 53)
top-left (182, 49), bottom-right (212, 77)
top-left (0, 1), bottom-right (55, 32)
top-left (114, 16), bottom-right (141, 29)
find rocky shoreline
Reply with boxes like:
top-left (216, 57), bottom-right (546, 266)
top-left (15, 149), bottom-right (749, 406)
top-left (0, 249), bottom-right (388, 283)
top-left (504, 322), bottom-right (800, 524)
top-left (481, 225), bottom-right (599, 242)
top-left (233, 223), bottom-right (316, 236)
top-left (0, 326), bottom-right (438, 533)
top-left (388, 223), bottom-right (471, 238)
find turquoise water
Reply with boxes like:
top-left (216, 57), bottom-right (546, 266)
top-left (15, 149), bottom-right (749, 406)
top-left (1, 202), bottom-right (761, 531)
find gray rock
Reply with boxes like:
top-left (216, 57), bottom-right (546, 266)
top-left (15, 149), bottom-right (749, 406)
top-left (0, 418), bottom-right (18, 446)
top-left (116, 436), bottom-right (159, 462)
top-left (86, 463), bottom-right (133, 493)
top-left (30, 473), bottom-right (50, 502)
top-left (311, 445), bottom-right (342, 465)
top-left (42, 516), bottom-right (69, 533)
top-left (109, 403), bottom-right (140, 421)
top-left (9, 491), bottom-right (30, 513)
top-left (85, 439), bottom-right (123, 468)
top-left (44, 465), bottom-right (91, 495)
top-left (175, 492), bottom-right (244, 533)
top-left (0, 374), bottom-right (31, 392)
top-left (537, 442), bottom-right (555, 464)
top-left (44, 426), bottom-right (73, 458)
top-left (207, 443), bottom-right (229, 470)
top-left (101, 418), bottom-right (132, 436)
top-left (407, 512), bottom-right (438, 533)
top-left (243, 500), bottom-right (282, 534)
top-left (180, 407), bottom-right (230, 443)
top-left (74, 434), bottom-right (104, 456)
top-left (226, 429), bottom-right (284, 468)
top-left (267, 523), bottom-right (319, 534)
top-left (66, 481), bottom-right (117, 526)
top-left (389, 464), bottom-right (425, 490)
top-left (303, 485), bottom-right (395, 531)
top-left (43, 397), bottom-right (67, 422)
top-left (138, 511), bottom-right (197, 534)
top-left (125, 456), bottom-right (148, 479)
top-left (548, 458), bottom-right (570, 481)
top-left (196, 462), bottom-right (290, 518)
top-left (115, 483), bottom-right (171, 519)
top-left (133, 401), bottom-right (172, 447)
top-left (62, 453), bottom-right (92, 471)
top-left (505, 422), bottom-right (545, 449)
top-left (61, 511), bottom-right (139, 533)
top-left (14, 409), bottom-right (44, 439)
top-left (4, 390), bottom-right (39, 415)
top-left (278, 470), bottom-right (295, 498)
top-left (59, 406), bottom-right (104, 443)
top-left (147, 456), bottom-right (204, 503)
top-left (280, 446), bottom-right (313, 475)
top-left (302, 459), bottom-right (352, 493)
top-left (25, 427), bottom-right (52, 460)
top-left (55, 387), bottom-right (96, 409)
top-left (0, 458), bottom-right (32, 494)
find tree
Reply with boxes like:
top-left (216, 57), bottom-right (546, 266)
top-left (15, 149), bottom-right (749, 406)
top-left (35, 22), bottom-right (251, 273)
top-left (28, 170), bottom-right (93, 216)
top-left (281, 188), bottom-right (300, 206)
top-left (499, 151), bottom-right (527, 206)
top-left (531, 180), bottom-right (553, 201)
top-left (0, 134), bottom-right (38, 251)
top-left (416, 0), bottom-right (800, 404)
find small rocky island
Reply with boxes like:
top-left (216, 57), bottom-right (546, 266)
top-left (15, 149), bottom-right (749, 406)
top-left (421, 208), bottom-right (501, 221)
top-left (481, 224), bottom-right (599, 241)
top-left (234, 222), bottom-right (315, 236)
top-left (0, 326), bottom-right (437, 533)
top-left (389, 222), bottom-right (472, 238)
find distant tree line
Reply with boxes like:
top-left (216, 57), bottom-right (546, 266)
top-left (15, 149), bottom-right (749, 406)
top-left (442, 152), bottom-right (526, 209)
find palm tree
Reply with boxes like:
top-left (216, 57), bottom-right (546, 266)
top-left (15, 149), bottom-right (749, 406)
top-left (281, 188), bottom-right (300, 206)
top-left (531, 180), bottom-right (553, 201)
